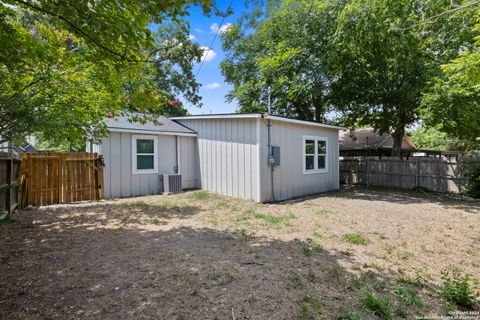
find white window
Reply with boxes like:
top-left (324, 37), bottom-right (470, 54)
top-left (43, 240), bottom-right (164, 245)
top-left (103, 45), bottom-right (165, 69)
top-left (132, 135), bottom-right (158, 174)
top-left (303, 136), bottom-right (328, 174)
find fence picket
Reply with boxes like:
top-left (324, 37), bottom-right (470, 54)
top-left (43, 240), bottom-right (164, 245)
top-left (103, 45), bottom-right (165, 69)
top-left (19, 152), bottom-right (103, 207)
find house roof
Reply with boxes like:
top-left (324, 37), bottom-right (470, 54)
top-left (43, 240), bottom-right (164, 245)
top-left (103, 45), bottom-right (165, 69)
top-left (339, 128), bottom-right (416, 150)
top-left (107, 116), bottom-right (197, 136)
top-left (171, 113), bottom-right (344, 130)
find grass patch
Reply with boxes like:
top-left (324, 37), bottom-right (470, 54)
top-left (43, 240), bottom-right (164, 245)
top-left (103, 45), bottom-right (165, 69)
top-left (314, 209), bottom-right (337, 216)
top-left (189, 191), bottom-right (212, 201)
top-left (312, 230), bottom-right (323, 239)
top-left (342, 233), bottom-right (369, 245)
top-left (438, 268), bottom-right (479, 310)
top-left (394, 287), bottom-right (425, 317)
top-left (334, 312), bottom-right (361, 320)
top-left (360, 289), bottom-right (393, 319)
top-left (299, 293), bottom-right (323, 319)
top-left (302, 240), bottom-right (323, 256)
top-left (253, 212), bottom-right (295, 228)
top-left (289, 272), bottom-right (303, 288)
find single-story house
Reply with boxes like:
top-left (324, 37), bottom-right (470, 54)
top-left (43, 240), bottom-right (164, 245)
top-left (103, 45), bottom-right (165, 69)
top-left (339, 128), bottom-right (416, 157)
top-left (90, 114), bottom-right (342, 202)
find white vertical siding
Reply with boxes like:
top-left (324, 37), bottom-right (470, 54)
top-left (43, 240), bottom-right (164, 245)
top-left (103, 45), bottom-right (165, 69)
top-left (259, 119), bottom-right (340, 202)
top-left (177, 118), bottom-right (260, 201)
top-left (100, 132), bottom-right (182, 198)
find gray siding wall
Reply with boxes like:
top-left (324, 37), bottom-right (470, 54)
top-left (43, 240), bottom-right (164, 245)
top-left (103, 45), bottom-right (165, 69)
top-left (259, 119), bottom-right (340, 202)
top-left (177, 118), bottom-right (260, 201)
top-left (179, 136), bottom-right (201, 189)
top-left (100, 132), bottom-right (198, 198)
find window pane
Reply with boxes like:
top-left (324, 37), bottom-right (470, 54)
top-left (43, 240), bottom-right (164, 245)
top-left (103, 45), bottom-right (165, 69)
top-left (137, 139), bottom-right (154, 154)
top-left (317, 155), bottom-right (326, 169)
top-left (305, 155), bottom-right (315, 170)
top-left (137, 155), bottom-right (154, 170)
top-left (317, 140), bottom-right (326, 154)
top-left (305, 140), bottom-right (314, 154)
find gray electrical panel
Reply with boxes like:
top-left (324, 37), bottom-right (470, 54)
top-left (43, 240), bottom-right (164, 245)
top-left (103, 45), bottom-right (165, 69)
top-left (268, 146), bottom-right (280, 166)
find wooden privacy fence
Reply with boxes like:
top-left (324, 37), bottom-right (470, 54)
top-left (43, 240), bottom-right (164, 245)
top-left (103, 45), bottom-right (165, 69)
top-left (340, 156), bottom-right (480, 194)
top-left (0, 152), bottom-right (21, 216)
top-left (19, 152), bottom-right (104, 207)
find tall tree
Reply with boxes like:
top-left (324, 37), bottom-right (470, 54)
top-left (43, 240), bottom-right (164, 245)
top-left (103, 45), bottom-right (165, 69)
top-left (331, 0), bottom-right (478, 155)
top-left (421, 14), bottom-right (480, 146)
top-left (0, 1), bottom-right (216, 147)
top-left (221, 0), bottom-right (344, 122)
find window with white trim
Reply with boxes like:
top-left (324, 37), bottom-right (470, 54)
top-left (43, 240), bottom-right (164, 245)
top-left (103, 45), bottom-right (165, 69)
top-left (132, 135), bottom-right (158, 174)
top-left (303, 136), bottom-right (328, 174)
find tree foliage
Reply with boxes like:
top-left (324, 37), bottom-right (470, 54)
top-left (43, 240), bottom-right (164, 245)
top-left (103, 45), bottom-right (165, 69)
top-left (0, 0), bottom-right (216, 147)
top-left (331, 0), bottom-right (478, 155)
top-left (221, 0), bottom-right (344, 122)
top-left (222, 0), bottom-right (479, 154)
top-left (422, 17), bottom-right (480, 145)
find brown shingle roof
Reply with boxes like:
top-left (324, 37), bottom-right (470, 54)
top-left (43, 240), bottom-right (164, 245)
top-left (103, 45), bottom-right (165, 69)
top-left (339, 128), bottom-right (416, 150)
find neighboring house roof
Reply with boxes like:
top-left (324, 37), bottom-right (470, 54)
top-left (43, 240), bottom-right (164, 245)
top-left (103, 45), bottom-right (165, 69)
top-left (16, 143), bottom-right (37, 154)
top-left (107, 116), bottom-right (197, 136)
top-left (171, 113), bottom-right (344, 130)
top-left (339, 128), bottom-right (416, 150)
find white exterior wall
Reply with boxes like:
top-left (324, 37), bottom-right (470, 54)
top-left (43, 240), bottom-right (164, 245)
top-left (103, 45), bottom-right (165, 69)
top-left (100, 132), bottom-right (199, 198)
top-left (259, 118), bottom-right (340, 202)
top-left (177, 118), bottom-right (260, 202)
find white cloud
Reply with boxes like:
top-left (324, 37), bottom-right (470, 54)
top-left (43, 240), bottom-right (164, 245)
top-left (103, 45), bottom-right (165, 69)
top-left (203, 82), bottom-right (221, 90)
top-left (210, 22), bottom-right (232, 34)
top-left (195, 28), bottom-right (202, 33)
top-left (188, 34), bottom-right (195, 41)
top-left (200, 46), bottom-right (217, 62)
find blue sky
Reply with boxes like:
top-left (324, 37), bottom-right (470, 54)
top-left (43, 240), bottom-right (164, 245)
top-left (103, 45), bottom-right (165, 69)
top-left (181, 1), bottom-right (250, 115)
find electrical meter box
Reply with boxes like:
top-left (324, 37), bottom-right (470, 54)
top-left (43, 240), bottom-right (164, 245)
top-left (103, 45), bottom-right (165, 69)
top-left (268, 146), bottom-right (280, 166)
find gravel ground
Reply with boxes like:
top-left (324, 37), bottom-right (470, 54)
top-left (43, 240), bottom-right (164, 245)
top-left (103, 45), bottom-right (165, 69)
top-left (1, 186), bottom-right (479, 319)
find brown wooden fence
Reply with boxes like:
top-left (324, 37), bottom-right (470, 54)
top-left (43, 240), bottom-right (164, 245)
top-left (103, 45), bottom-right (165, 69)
top-left (19, 152), bottom-right (104, 207)
top-left (0, 152), bottom-right (21, 216)
top-left (340, 156), bottom-right (480, 194)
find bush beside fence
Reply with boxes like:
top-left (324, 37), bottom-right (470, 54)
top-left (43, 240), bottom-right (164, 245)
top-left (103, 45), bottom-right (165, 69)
top-left (340, 156), bottom-right (480, 194)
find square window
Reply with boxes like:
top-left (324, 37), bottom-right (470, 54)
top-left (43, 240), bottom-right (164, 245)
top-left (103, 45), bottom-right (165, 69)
top-left (303, 136), bottom-right (327, 173)
top-left (132, 135), bottom-right (157, 174)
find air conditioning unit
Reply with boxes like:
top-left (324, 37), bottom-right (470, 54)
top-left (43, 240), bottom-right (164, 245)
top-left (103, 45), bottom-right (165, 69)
top-left (163, 174), bottom-right (182, 194)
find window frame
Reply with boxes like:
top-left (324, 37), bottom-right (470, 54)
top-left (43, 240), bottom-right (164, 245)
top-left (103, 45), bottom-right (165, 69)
top-left (302, 135), bottom-right (328, 175)
top-left (132, 134), bottom-right (158, 175)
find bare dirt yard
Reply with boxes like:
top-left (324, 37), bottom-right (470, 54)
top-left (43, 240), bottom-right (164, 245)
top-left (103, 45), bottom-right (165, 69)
top-left (1, 187), bottom-right (479, 319)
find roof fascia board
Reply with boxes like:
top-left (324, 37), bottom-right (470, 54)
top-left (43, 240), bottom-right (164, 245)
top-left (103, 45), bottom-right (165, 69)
top-left (108, 127), bottom-right (197, 137)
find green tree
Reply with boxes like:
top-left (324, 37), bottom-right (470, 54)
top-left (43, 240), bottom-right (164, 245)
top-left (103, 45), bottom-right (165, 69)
top-left (408, 125), bottom-right (475, 151)
top-left (422, 15), bottom-right (480, 145)
top-left (331, 0), bottom-right (478, 156)
top-left (221, 0), bottom-right (344, 122)
top-left (0, 1), bottom-right (216, 147)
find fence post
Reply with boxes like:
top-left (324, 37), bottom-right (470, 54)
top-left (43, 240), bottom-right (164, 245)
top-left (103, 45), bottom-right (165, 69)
top-left (5, 158), bottom-right (11, 216)
top-left (366, 158), bottom-right (370, 187)
top-left (415, 157), bottom-right (420, 187)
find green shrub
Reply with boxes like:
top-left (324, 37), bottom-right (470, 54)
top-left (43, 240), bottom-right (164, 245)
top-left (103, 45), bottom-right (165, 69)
top-left (438, 269), bottom-right (479, 310)
top-left (360, 289), bottom-right (393, 319)
top-left (466, 166), bottom-right (480, 198)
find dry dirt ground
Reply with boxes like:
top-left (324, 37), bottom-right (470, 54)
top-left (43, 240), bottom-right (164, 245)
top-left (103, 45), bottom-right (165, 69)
top-left (1, 187), bottom-right (479, 319)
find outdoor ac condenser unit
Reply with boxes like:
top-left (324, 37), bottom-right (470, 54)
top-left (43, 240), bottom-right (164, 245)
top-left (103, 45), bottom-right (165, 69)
top-left (163, 174), bottom-right (182, 194)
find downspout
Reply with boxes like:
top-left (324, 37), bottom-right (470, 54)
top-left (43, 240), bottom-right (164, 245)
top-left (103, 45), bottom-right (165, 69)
top-left (174, 136), bottom-right (179, 174)
top-left (267, 86), bottom-right (275, 202)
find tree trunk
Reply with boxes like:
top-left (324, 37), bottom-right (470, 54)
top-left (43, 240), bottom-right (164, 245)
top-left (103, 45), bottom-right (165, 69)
top-left (391, 125), bottom-right (405, 157)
